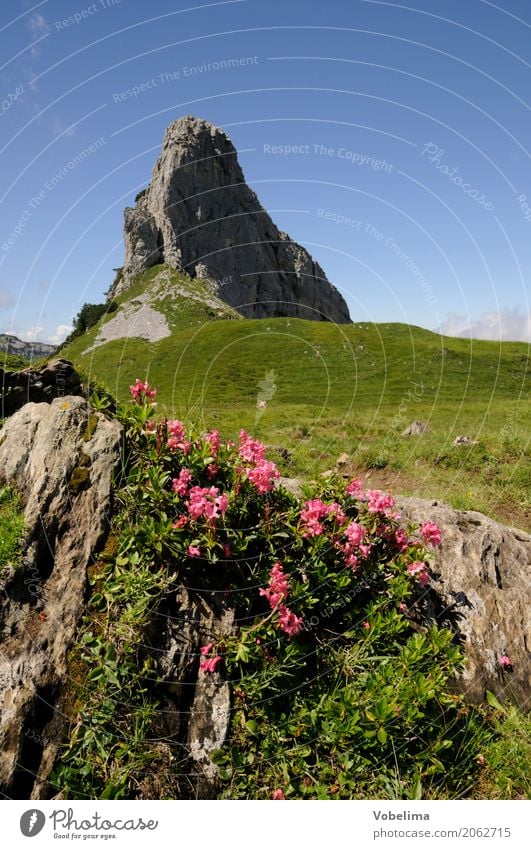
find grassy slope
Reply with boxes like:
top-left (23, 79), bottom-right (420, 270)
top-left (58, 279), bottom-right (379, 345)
top-left (60, 265), bottom-right (531, 529)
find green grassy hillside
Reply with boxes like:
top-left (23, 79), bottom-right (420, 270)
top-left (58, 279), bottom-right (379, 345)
top-left (60, 265), bottom-right (531, 529)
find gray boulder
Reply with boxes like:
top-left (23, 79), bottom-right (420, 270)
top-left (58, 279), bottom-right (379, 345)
top-left (110, 115), bottom-right (351, 324)
top-left (397, 497), bottom-right (530, 709)
top-left (402, 420), bottom-right (430, 437)
top-left (0, 397), bottom-right (122, 798)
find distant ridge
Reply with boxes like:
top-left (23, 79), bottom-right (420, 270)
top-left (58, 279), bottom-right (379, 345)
top-left (0, 333), bottom-right (56, 360)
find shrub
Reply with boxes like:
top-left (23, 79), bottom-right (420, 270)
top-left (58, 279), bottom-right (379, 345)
top-left (52, 380), bottom-right (495, 799)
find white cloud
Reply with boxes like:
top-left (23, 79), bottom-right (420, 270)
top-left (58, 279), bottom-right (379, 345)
top-left (17, 324), bottom-right (44, 342)
top-left (27, 13), bottom-right (49, 36)
top-left (439, 308), bottom-right (531, 343)
top-left (46, 324), bottom-right (72, 345)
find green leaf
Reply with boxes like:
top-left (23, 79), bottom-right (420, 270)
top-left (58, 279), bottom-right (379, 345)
top-left (209, 748), bottom-right (228, 766)
top-left (486, 690), bottom-right (506, 713)
top-left (246, 719), bottom-right (259, 734)
top-left (377, 727), bottom-right (388, 744)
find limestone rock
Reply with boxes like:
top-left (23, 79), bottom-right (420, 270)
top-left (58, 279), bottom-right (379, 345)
top-left (453, 435), bottom-right (479, 447)
top-left (157, 587), bottom-right (235, 798)
top-left (336, 452), bottom-right (350, 468)
top-left (111, 115), bottom-right (351, 324)
top-left (402, 420), bottom-right (430, 437)
top-left (0, 396), bottom-right (122, 798)
top-left (397, 497), bottom-right (530, 708)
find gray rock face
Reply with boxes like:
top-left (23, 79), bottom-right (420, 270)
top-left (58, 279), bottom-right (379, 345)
top-left (0, 397), bottom-right (122, 798)
top-left (397, 497), bottom-right (530, 709)
top-left (112, 115), bottom-right (351, 323)
top-left (156, 586), bottom-right (234, 799)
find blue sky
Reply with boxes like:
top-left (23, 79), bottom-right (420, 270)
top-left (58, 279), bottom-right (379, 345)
top-left (1, 0), bottom-right (530, 343)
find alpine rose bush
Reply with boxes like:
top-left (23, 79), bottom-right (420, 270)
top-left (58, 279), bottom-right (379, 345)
top-left (100, 380), bottom-right (493, 802)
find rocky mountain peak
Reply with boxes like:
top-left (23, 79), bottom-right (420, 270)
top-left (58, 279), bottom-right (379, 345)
top-left (111, 115), bottom-right (350, 323)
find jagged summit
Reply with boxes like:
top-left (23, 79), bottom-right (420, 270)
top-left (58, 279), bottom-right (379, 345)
top-left (110, 115), bottom-right (350, 323)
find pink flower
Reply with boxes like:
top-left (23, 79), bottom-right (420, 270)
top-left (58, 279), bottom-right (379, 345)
top-left (407, 561), bottom-right (430, 586)
top-left (145, 420), bottom-right (155, 432)
top-left (300, 498), bottom-right (329, 537)
top-left (172, 468), bottom-right (192, 496)
top-left (398, 602), bottom-right (408, 613)
top-left (200, 643), bottom-right (214, 656)
top-left (167, 419), bottom-right (185, 440)
top-left (260, 562), bottom-right (290, 608)
top-left (345, 553), bottom-right (359, 571)
top-left (188, 545), bottom-right (201, 558)
top-left (173, 516), bottom-right (188, 529)
top-left (345, 478), bottom-right (363, 497)
top-left (394, 528), bottom-right (410, 552)
top-left (272, 789), bottom-right (286, 800)
top-left (344, 521), bottom-right (366, 547)
top-left (187, 485), bottom-right (229, 522)
top-left (327, 502), bottom-right (347, 526)
top-left (239, 430), bottom-right (267, 463)
top-left (499, 655), bottom-right (512, 669)
top-left (277, 604), bottom-right (303, 637)
top-left (129, 378), bottom-right (157, 403)
top-left (246, 459), bottom-right (280, 494)
top-left (200, 655), bottom-right (222, 673)
top-left (362, 621), bottom-right (370, 630)
top-left (222, 543), bottom-right (231, 558)
top-left (205, 429), bottom-right (221, 455)
top-left (420, 522), bottom-right (442, 547)
top-left (207, 463), bottom-right (219, 479)
top-left (365, 489), bottom-right (395, 513)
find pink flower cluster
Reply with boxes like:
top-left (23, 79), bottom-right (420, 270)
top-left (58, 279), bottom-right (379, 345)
top-left (342, 521), bottom-right (370, 570)
top-left (345, 478), bottom-right (363, 497)
top-left (300, 499), bottom-right (346, 538)
top-left (246, 460), bottom-right (280, 494)
top-left (239, 431), bottom-right (279, 494)
top-left (199, 643), bottom-right (222, 673)
top-left (259, 562), bottom-right (289, 607)
top-left (239, 430), bottom-right (266, 463)
top-left (129, 378), bottom-right (157, 403)
top-left (420, 522), bottom-right (442, 547)
top-left (172, 468), bottom-right (192, 495)
top-left (167, 420), bottom-right (192, 454)
top-left (259, 562), bottom-right (302, 638)
top-left (407, 560), bottom-right (430, 586)
top-left (187, 485), bottom-right (229, 522)
top-left (364, 489), bottom-right (395, 514)
top-left (499, 654), bottom-right (512, 669)
top-left (272, 789), bottom-right (286, 800)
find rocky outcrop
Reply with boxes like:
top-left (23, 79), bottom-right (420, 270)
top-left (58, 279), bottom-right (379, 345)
top-left (156, 587), bottom-right (234, 798)
top-left (0, 396), bottom-right (122, 798)
top-left (397, 497), bottom-right (530, 709)
top-left (0, 359), bottom-right (82, 418)
top-left (110, 115), bottom-right (350, 323)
